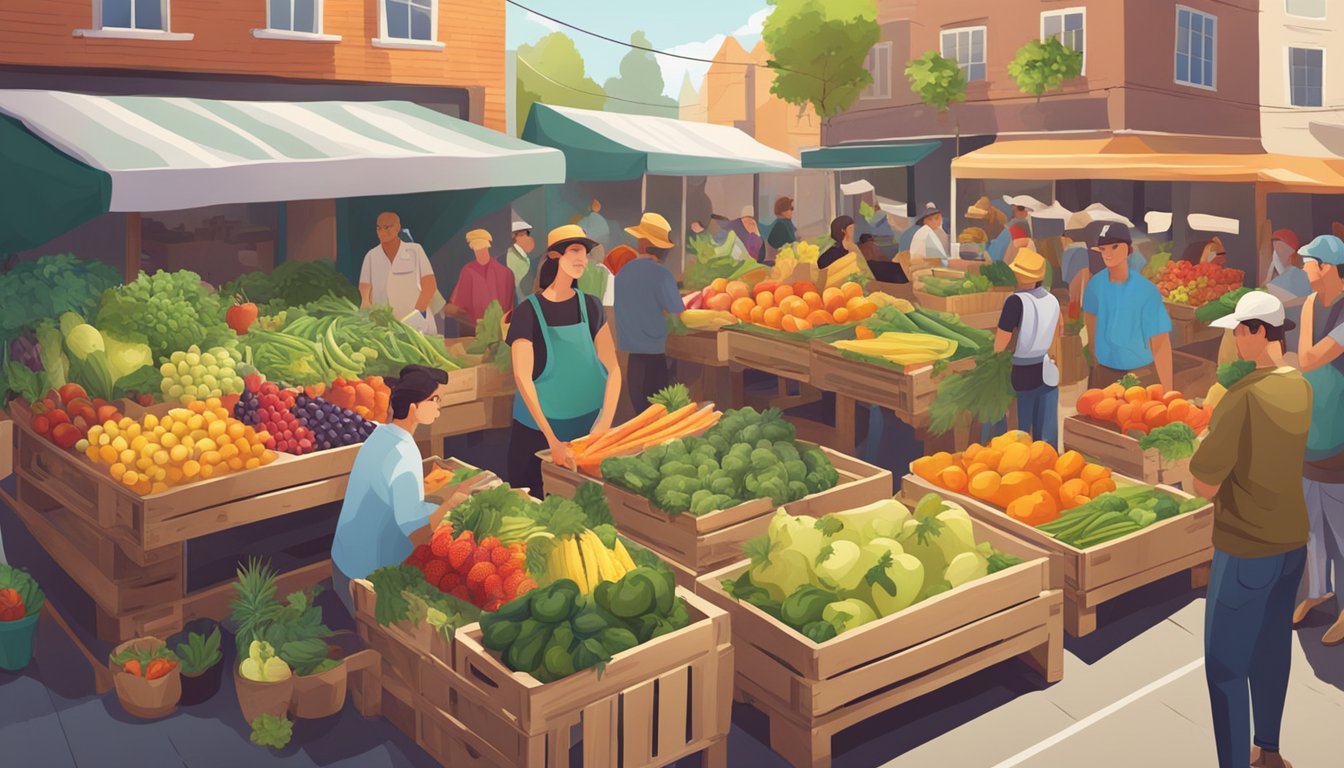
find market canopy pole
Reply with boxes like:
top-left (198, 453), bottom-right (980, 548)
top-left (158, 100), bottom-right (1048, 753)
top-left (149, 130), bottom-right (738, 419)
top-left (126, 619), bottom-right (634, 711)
top-left (641, 174), bottom-right (648, 211)
top-left (125, 212), bottom-right (140, 282)
top-left (680, 175), bottom-right (688, 276)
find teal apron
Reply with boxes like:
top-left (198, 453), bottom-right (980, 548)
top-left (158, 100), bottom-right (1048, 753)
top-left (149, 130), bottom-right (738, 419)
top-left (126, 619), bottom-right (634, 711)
top-left (1306, 295), bottom-right (1344, 461)
top-left (512, 292), bottom-right (607, 441)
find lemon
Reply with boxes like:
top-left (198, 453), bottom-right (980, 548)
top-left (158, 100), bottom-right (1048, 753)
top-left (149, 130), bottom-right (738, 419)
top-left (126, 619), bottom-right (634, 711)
top-left (169, 445), bottom-right (189, 463)
top-left (182, 460), bottom-right (201, 478)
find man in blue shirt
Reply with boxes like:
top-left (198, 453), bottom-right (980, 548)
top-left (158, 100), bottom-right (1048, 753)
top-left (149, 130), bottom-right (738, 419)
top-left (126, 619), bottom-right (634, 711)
top-left (1084, 223), bottom-right (1174, 390)
top-left (615, 212), bottom-right (686, 412)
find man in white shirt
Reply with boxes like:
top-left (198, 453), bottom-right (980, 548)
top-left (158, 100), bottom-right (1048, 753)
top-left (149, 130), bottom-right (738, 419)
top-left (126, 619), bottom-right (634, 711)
top-left (507, 219), bottom-right (536, 301)
top-left (909, 202), bottom-right (951, 261)
top-left (359, 211), bottom-right (438, 334)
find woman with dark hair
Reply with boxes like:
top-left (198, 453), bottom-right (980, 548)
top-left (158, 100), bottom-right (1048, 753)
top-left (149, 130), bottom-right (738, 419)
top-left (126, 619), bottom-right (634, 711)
top-left (507, 225), bottom-right (623, 497)
top-left (819, 216), bottom-right (855, 269)
top-left (331, 364), bottom-right (450, 615)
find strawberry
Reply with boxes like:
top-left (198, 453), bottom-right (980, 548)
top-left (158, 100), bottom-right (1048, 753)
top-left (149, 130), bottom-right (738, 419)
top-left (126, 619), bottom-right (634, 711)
top-left (480, 536), bottom-right (501, 552)
top-left (483, 574), bottom-right (504, 600)
top-left (438, 572), bottom-right (463, 593)
top-left (515, 578), bottom-right (538, 596)
top-left (502, 570), bottom-right (525, 598)
top-left (447, 534), bottom-right (475, 570)
top-left (430, 528), bottom-right (454, 558)
top-left (498, 561), bottom-right (519, 579)
top-left (422, 559), bottom-right (449, 586)
top-left (491, 547), bottom-right (512, 567)
top-left (466, 561), bottom-right (496, 586)
top-left (409, 544), bottom-right (433, 564)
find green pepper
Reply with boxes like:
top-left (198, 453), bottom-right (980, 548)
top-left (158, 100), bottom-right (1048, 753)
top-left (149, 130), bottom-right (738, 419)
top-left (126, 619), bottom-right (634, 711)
top-left (546, 624), bottom-right (577, 655)
top-left (592, 581), bottom-right (616, 614)
top-left (571, 604), bottom-right (610, 637)
top-left (504, 621), bottom-right (553, 673)
top-left (573, 638), bottom-right (612, 672)
top-left (779, 585), bottom-right (839, 631)
top-left (481, 619), bottom-right (520, 651)
top-left (800, 620), bottom-right (837, 643)
top-left (542, 645), bottom-right (576, 680)
top-left (608, 567), bottom-right (673, 619)
top-left (494, 592), bottom-right (533, 623)
top-left (530, 580), bottom-right (581, 624)
top-left (598, 627), bottom-right (639, 656)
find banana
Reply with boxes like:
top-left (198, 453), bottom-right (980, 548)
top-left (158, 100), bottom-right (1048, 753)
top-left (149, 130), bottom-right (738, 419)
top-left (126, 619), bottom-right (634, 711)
top-left (586, 531), bottom-right (619, 583)
top-left (613, 539), bottom-right (638, 573)
top-left (577, 535), bottom-right (601, 593)
top-left (565, 536), bottom-right (591, 593)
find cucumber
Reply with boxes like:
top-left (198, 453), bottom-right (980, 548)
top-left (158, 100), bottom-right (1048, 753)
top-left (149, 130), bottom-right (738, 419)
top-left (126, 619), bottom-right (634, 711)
top-left (1079, 511), bottom-right (1126, 537)
top-left (908, 309), bottom-right (982, 352)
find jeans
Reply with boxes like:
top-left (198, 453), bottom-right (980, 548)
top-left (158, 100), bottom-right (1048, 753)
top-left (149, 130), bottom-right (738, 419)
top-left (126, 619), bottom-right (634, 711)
top-left (1303, 478), bottom-right (1344, 598)
top-left (1017, 385), bottom-right (1059, 448)
top-left (1204, 547), bottom-right (1307, 767)
top-left (980, 418), bottom-right (1009, 444)
top-left (862, 405), bottom-right (889, 465)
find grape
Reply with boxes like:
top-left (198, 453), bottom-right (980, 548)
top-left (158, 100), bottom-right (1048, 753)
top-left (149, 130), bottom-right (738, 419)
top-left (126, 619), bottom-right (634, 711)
top-left (161, 343), bottom-right (245, 405)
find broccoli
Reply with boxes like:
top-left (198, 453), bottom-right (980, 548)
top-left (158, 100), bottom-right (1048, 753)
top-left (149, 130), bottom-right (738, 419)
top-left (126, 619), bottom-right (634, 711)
top-left (783, 459), bottom-right (808, 484)
top-left (601, 456), bottom-right (660, 495)
top-left (721, 444), bottom-right (753, 477)
top-left (660, 460), bottom-right (698, 479)
top-left (745, 465), bottom-right (791, 506)
top-left (740, 424), bottom-right (762, 445)
top-left (654, 475), bottom-right (700, 513)
top-left (750, 447), bottom-right (778, 473)
top-left (786, 480), bottom-right (810, 502)
top-left (801, 446), bottom-right (839, 494)
top-left (642, 443), bottom-right (669, 469)
top-left (1153, 495), bottom-right (1181, 521)
top-left (708, 472), bottom-right (739, 496)
top-left (760, 418), bottom-right (796, 444)
top-left (690, 490), bottom-right (736, 516)
top-left (1094, 494), bottom-right (1129, 513)
top-left (773, 441), bottom-right (801, 464)
top-left (663, 439), bottom-right (690, 462)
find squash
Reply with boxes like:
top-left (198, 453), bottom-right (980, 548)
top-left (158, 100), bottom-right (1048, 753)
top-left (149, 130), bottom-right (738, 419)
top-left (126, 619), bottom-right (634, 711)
top-left (1079, 464), bottom-right (1111, 484)
top-left (1055, 450), bottom-right (1085, 480)
top-left (1006, 491), bottom-right (1059, 527)
top-left (1076, 389), bottom-right (1106, 418)
top-left (1040, 469), bottom-right (1064, 502)
top-left (1059, 478), bottom-right (1089, 508)
top-left (1093, 398), bottom-right (1120, 421)
top-left (975, 448), bottom-right (1004, 473)
top-left (1089, 478), bottom-right (1117, 498)
top-left (965, 462), bottom-right (990, 479)
top-left (963, 443), bottom-right (984, 463)
top-left (995, 471), bottom-right (1044, 508)
top-left (990, 430), bottom-right (1033, 451)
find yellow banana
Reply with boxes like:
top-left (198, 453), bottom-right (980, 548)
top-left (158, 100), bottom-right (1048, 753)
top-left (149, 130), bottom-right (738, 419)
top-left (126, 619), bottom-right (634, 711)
top-left (587, 531), bottom-right (619, 583)
top-left (562, 536), bottom-right (588, 592)
top-left (577, 535), bottom-right (600, 593)
top-left (613, 539), bottom-right (638, 573)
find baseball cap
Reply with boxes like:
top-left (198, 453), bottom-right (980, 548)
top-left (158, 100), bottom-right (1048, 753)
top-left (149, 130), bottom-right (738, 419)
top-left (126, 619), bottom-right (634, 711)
top-left (1298, 234), bottom-right (1344, 266)
top-left (1209, 290), bottom-right (1295, 331)
top-left (1090, 222), bottom-right (1132, 249)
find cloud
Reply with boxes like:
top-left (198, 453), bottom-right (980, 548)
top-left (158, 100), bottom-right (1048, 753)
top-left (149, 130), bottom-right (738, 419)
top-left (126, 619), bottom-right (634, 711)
top-left (657, 34), bottom-right (727, 100)
top-left (525, 10), bottom-right (562, 32)
top-left (734, 7), bottom-right (771, 37)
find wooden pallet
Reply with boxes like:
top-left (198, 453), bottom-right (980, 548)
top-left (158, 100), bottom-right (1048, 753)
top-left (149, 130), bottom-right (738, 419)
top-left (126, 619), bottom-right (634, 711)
top-left (698, 520), bottom-right (1063, 768)
top-left (902, 473), bottom-right (1212, 637)
top-left (809, 342), bottom-right (974, 427)
top-left (356, 581), bottom-right (732, 768)
top-left (602, 445), bottom-right (892, 577)
top-left (1062, 415), bottom-right (1193, 488)
top-left (1165, 302), bottom-right (1224, 349)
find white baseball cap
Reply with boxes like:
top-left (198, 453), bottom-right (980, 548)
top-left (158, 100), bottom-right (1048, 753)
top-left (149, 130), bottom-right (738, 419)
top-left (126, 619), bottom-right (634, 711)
top-left (511, 219), bottom-right (532, 233)
top-left (1209, 290), bottom-right (1294, 331)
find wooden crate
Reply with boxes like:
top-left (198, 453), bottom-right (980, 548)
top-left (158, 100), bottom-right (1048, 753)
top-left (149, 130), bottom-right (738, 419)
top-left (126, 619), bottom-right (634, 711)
top-left (698, 520), bottom-right (1062, 768)
top-left (902, 473), bottom-right (1213, 637)
top-left (912, 286), bottom-right (1013, 317)
top-left (724, 327), bottom-right (814, 382)
top-left (1165, 301), bottom-right (1224, 349)
top-left (418, 395), bottom-right (514, 457)
top-left (0, 406), bottom-right (11, 482)
top-left (539, 458), bottom-right (594, 501)
top-left (666, 329), bottom-right (730, 367)
top-left (810, 341), bottom-right (974, 427)
top-left (1059, 333), bottom-right (1090, 386)
top-left (865, 281), bottom-right (914, 303)
top-left (602, 446), bottom-right (892, 577)
top-left (1099, 351), bottom-right (1217, 397)
top-left (1062, 416), bottom-right (1193, 488)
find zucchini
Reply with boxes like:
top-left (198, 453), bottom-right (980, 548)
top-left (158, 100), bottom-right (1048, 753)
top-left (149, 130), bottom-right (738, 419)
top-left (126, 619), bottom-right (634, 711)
top-left (908, 310), bottom-right (982, 352)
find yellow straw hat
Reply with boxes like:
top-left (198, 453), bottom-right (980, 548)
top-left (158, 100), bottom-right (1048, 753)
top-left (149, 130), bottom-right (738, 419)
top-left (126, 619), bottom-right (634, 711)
top-left (546, 224), bottom-right (598, 252)
top-left (1009, 247), bottom-right (1047, 281)
top-left (465, 228), bottom-right (492, 248)
top-left (624, 212), bottom-right (674, 249)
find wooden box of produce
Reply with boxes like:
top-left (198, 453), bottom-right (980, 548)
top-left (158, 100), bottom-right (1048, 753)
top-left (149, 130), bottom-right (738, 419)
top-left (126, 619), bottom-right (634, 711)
top-left (603, 446), bottom-right (892, 585)
top-left (809, 341), bottom-right (974, 427)
top-left (902, 473), bottom-right (1212, 637)
top-left (444, 336), bottom-right (516, 403)
top-left (538, 457), bottom-right (594, 501)
top-left (358, 582), bottom-right (733, 768)
top-left (865, 280), bottom-right (914, 303)
top-left (1062, 416), bottom-right (1193, 488)
top-left (723, 326), bottom-right (823, 382)
top-left (698, 520), bottom-right (1062, 768)
top-left (666, 328), bottom-right (730, 367)
top-left (912, 286), bottom-right (1012, 320)
top-left (1165, 301), bottom-right (1224, 349)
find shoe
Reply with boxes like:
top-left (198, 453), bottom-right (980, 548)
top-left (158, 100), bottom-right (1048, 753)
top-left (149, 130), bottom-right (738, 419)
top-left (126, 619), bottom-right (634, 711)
top-left (1324, 612), bottom-right (1344, 646)
top-left (1251, 746), bottom-right (1294, 768)
top-left (1292, 593), bottom-right (1333, 626)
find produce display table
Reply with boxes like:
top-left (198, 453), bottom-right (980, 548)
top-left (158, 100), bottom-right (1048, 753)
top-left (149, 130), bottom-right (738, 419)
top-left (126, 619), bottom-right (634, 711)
top-left (1062, 416), bottom-right (1194, 488)
top-left (724, 326), bottom-right (817, 384)
top-left (602, 446), bottom-right (891, 591)
top-left (1164, 302), bottom-right (1223, 349)
top-left (665, 329), bottom-right (732, 405)
top-left (902, 474), bottom-right (1212, 637)
top-left (698, 518), bottom-right (1063, 768)
top-left (416, 395), bottom-right (513, 458)
top-left (809, 342), bottom-right (974, 430)
top-left (353, 580), bottom-right (733, 768)
top-left (911, 286), bottom-right (1012, 330)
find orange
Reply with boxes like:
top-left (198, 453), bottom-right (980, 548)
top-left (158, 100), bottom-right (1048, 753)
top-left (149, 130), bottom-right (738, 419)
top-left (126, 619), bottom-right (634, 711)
top-left (1142, 401), bottom-right (1168, 427)
top-left (781, 315), bottom-right (800, 332)
top-left (750, 305), bottom-right (766, 324)
top-left (1146, 384), bottom-right (1166, 401)
top-left (706, 293), bottom-right (733, 312)
top-left (793, 281), bottom-right (819, 296)
top-left (755, 291), bottom-right (775, 309)
top-left (841, 282), bottom-right (864, 301)
top-left (1166, 399), bottom-right (1192, 422)
top-left (710, 277), bottom-right (729, 293)
top-left (1161, 390), bottom-right (1185, 405)
top-left (806, 309), bottom-right (833, 327)
top-left (832, 306), bottom-right (850, 324)
top-left (774, 285), bottom-right (795, 304)
top-left (853, 301), bottom-right (877, 320)
top-left (1092, 398), bottom-right (1120, 421)
top-left (783, 296), bottom-right (809, 318)
top-left (1116, 402), bottom-right (1135, 426)
top-left (731, 297), bottom-right (755, 320)
top-left (1102, 383), bottom-right (1125, 399)
top-left (845, 296), bottom-right (867, 313)
top-left (1124, 385), bottom-right (1149, 403)
top-left (726, 280), bottom-right (750, 299)
top-left (854, 324), bottom-right (875, 339)
top-left (794, 318), bottom-right (813, 331)
top-left (763, 307), bottom-right (784, 328)
top-left (1076, 389), bottom-right (1105, 418)
top-left (802, 291), bottom-right (824, 311)
top-left (822, 287), bottom-right (844, 311)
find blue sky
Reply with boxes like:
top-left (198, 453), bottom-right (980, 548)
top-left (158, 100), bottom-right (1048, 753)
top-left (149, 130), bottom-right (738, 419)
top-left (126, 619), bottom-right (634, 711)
top-left (504, 0), bottom-right (772, 99)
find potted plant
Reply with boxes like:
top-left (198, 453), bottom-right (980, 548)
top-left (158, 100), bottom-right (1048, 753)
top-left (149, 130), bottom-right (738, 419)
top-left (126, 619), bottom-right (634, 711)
top-left (109, 637), bottom-right (181, 719)
top-left (0, 564), bottom-right (43, 671)
top-left (173, 626), bottom-right (223, 705)
top-left (235, 639), bottom-right (294, 724)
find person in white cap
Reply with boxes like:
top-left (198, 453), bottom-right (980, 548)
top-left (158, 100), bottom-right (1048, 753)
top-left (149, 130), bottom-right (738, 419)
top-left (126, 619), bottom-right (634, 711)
top-left (1191, 290), bottom-right (1310, 768)
top-left (507, 219), bottom-right (537, 301)
top-left (1003, 195), bottom-right (1043, 263)
top-left (360, 211), bottom-right (439, 334)
top-left (908, 202), bottom-right (950, 261)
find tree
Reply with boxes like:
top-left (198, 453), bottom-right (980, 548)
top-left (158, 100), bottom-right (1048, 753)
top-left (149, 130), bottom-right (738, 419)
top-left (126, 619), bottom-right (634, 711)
top-left (761, 0), bottom-right (880, 124)
top-left (603, 31), bottom-right (679, 117)
top-left (1008, 38), bottom-right (1084, 100)
top-left (515, 32), bottom-right (606, 130)
top-left (905, 51), bottom-right (967, 153)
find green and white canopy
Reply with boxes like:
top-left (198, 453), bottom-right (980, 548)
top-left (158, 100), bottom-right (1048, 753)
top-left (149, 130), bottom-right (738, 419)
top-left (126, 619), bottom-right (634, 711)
top-left (522, 103), bottom-right (801, 181)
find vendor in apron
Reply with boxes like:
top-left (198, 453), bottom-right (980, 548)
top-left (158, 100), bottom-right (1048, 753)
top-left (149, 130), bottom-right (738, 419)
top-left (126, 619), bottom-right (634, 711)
top-left (993, 248), bottom-right (1062, 446)
top-left (1293, 235), bottom-right (1344, 646)
top-left (506, 225), bottom-right (623, 498)
top-left (359, 211), bottom-right (439, 335)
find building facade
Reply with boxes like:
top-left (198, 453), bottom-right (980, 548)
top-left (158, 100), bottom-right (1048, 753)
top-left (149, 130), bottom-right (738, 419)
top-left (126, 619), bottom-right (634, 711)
top-left (703, 36), bottom-right (819, 158)
top-left (1260, 0), bottom-right (1341, 157)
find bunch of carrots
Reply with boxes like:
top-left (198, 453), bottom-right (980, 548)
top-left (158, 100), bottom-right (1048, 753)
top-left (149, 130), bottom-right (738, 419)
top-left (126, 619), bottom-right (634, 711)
top-left (567, 384), bottom-right (721, 475)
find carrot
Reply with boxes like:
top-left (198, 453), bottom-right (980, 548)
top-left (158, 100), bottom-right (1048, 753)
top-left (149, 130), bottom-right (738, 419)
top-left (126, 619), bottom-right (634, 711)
top-left (145, 658), bottom-right (174, 680)
top-left (123, 659), bottom-right (143, 677)
top-left (613, 403), bottom-right (699, 450)
top-left (636, 406), bottom-right (720, 449)
top-left (583, 405), bottom-right (719, 463)
top-left (574, 404), bottom-right (666, 457)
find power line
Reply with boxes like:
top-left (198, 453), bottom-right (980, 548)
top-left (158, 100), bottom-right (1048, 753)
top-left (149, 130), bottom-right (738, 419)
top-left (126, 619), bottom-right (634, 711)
top-left (516, 54), bottom-right (693, 110)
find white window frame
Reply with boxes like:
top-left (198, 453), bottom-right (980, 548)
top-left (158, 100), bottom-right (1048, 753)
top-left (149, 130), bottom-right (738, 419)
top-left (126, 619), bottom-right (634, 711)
top-left (1285, 0), bottom-right (1327, 20)
top-left (941, 25), bottom-right (988, 83)
top-left (1174, 5), bottom-right (1217, 91)
top-left (861, 42), bottom-right (893, 101)
top-left (1287, 45), bottom-right (1325, 108)
top-left (373, 0), bottom-right (445, 51)
top-left (1040, 7), bottom-right (1086, 75)
top-left (76, 0), bottom-right (193, 41)
top-left (254, 0), bottom-right (341, 42)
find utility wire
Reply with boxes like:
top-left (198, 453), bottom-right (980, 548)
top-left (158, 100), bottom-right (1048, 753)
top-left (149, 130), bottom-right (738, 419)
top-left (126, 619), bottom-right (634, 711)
top-left (516, 55), bottom-right (693, 110)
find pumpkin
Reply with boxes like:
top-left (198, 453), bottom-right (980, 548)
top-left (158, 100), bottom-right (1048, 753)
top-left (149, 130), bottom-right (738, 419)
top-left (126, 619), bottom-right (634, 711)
top-left (968, 470), bottom-right (1002, 501)
top-left (938, 465), bottom-right (969, 493)
top-left (1006, 491), bottom-right (1060, 527)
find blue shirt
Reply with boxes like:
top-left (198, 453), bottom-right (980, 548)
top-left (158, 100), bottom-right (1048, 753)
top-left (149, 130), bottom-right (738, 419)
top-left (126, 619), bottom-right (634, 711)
top-left (332, 423), bottom-right (437, 580)
top-left (1083, 269), bottom-right (1172, 371)
top-left (614, 257), bottom-right (685, 354)
top-left (1270, 266), bottom-right (1311, 298)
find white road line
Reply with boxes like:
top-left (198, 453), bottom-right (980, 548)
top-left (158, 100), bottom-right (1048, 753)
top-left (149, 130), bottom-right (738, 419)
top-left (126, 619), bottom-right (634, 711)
top-left (989, 658), bottom-right (1206, 768)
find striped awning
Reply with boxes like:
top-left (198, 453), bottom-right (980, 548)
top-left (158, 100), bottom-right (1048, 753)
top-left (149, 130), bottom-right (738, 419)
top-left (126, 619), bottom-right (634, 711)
top-left (0, 90), bottom-right (566, 212)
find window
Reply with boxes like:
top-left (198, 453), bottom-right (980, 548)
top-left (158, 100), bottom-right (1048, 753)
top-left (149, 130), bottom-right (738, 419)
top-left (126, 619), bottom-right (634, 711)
top-left (100, 0), bottom-right (165, 31)
top-left (1286, 0), bottom-right (1326, 19)
top-left (1042, 8), bottom-right (1085, 72)
top-left (862, 43), bottom-right (893, 100)
top-left (1175, 6), bottom-right (1217, 89)
top-left (384, 0), bottom-right (435, 42)
top-left (941, 27), bottom-right (987, 82)
top-left (1290, 47), bottom-right (1324, 107)
top-left (269, 0), bottom-right (319, 34)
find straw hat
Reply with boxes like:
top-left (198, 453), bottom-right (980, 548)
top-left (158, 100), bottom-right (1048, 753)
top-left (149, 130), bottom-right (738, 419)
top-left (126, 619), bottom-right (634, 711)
top-left (465, 228), bottom-right (492, 249)
top-left (546, 224), bottom-right (598, 253)
top-left (916, 202), bottom-right (942, 225)
top-left (624, 212), bottom-right (675, 249)
top-left (1009, 247), bottom-right (1047, 281)
top-left (965, 196), bottom-right (993, 219)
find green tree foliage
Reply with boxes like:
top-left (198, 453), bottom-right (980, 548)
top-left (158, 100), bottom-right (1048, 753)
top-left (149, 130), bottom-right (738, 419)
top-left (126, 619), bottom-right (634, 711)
top-left (904, 52), bottom-right (966, 112)
top-left (762, 0), bottom-right (880, 123)
top-left (1008, 38), bottom-right (1084, 99)
top-left (604, 31), bottom-right (679, 117)
top-left (516, 32), bottom-right (606, 129)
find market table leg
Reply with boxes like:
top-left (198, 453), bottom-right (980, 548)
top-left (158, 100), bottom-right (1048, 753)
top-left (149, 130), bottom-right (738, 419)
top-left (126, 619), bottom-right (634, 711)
top-left (1020, 591), bottom-right (1065, 684)
top-left (703, 739), bottom-right (729, 768)
top-left (834, 395), bottom-right (856, 456)
top-left (1064, 595), bottom-right (1098, 637)
top-left (344, 649), bottom-right (382, 718)
top-left (1190, 561), bottom-right (1211, 589)
top-left (768, 711), bottom-right (832, 768)
top-left (729, 366), bottom-right (746, 409)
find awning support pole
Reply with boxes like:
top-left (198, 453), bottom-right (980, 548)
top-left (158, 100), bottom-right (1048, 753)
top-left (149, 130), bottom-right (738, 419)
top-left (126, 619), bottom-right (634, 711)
top-left (125, 212), bottom-right (142, 282)
top-left (680, 176), bottom-right (688, 276)
top-left (950, 175), bottom-right (959, 247)
top-left (1254, 183), bottom-right (1271, 284)
top-left (641, 174), bottom-right (648, 210)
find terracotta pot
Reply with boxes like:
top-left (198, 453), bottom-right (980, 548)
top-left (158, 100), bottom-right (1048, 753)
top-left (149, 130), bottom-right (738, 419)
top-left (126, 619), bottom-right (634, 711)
top-left (289, 659), bottom-right (349, 719)
top-left (234, 667), bottom-right (295, 725)
top-left (110, 637), bottom-right (181, 720)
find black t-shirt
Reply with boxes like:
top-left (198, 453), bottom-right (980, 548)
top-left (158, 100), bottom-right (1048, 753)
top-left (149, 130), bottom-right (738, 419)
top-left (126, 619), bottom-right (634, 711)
top-left (997, 293), bottom-right (1045, 391)
top-left (818, 244), bottom-right (849, 270)
top-left (505, 292), bottom-right (604, 380)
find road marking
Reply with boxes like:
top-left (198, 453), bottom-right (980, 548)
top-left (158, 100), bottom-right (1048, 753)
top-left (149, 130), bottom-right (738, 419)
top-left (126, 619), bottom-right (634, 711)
top-left (988, 658), bottom-right (1206, 768)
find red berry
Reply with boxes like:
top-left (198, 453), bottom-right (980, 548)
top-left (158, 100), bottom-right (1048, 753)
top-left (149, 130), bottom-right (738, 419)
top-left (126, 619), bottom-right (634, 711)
top-left (449, 585), bottom-right (472, 603)
top-left (479, 536), bottom-right (501, 552)
top-left (409, 544), bottom-right (433, 564)
top-left (438, 571), bottom-right (462, 593)
top-left (447, 535), bottom-right (475, 570)
top-left (466, 561), bottom-right (496, 586)
top-left (422, 559), bottom-right (449, 586)
top-left (498, 561), bottom-right (518, 579)
top-left (483, 574), bottom-right (504, 599)
top-left (491, 547), bottom-right (512, 567)
top-left (472, 546), bottom-right (493, 565)
top-left (502, 570), bottom-right (525, 598)
top-left (515, 578), bottom-right (538, 596)
top-left (430, 528), bottom-right (454, 558)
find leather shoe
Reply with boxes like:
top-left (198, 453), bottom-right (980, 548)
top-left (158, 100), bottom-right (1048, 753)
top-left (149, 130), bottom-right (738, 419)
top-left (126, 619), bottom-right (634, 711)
top-left (1324, 612), bottom-right (1344, 646)
top-left (1292, 593), bottom-right (1333, 626)
top-left (1251, 746), bottom-right (1293, 768)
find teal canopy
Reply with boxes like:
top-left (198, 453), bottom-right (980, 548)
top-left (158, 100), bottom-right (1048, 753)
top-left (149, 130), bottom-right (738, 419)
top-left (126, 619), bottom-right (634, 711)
top-left (522, 103), bottom-right (800, 181)
top-left (801, 141), bottom-right (940, 170)
top-left (0, 115), bottom-right (111, 253)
